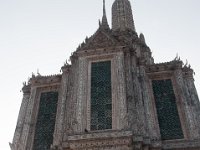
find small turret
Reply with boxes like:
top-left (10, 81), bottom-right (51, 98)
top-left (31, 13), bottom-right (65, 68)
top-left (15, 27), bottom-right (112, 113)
top-left (139, 33), bottom-right (146, 44)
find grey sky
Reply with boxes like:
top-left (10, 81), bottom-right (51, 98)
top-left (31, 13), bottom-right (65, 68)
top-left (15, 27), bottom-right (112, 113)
top-left (0, 0), bottom-right (200, 149)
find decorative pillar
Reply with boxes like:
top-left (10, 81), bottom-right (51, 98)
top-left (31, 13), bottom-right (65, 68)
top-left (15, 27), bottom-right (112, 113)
top-left (11, 84), bottom-right (31, 150)
top-left (174, 68), bottom-right (200, 139)
top-left (183, 69), bottom-right (200, 139)
top-left (53, 65), bottom-right (71, 146)
top-left (19, 86), bottom-right (37, 150)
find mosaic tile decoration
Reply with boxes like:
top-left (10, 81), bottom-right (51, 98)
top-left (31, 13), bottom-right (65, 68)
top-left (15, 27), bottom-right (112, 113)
top-left (33, 92), bottom-right (58, 150)
top-left (90, 61), bottom-right (112, 131)
top-left (152, 79), bottom-right (184, 140)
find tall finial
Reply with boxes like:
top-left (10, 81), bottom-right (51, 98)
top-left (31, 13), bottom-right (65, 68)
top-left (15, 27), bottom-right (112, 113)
top-left (103, 0), bottom-right (106, 16)
top-left (101, 0), bottom-right (109, 29)
top-left (139, 33), bottom-right (146, 44)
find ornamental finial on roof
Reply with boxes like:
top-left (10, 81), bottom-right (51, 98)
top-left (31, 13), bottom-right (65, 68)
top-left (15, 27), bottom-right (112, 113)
top-left (101, 0), bottom-right (110, 29)
top-left (139, 33), bottom-right (146, 44)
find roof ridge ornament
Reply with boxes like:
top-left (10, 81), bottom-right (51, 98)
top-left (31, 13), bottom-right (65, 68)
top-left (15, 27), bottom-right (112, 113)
top-left (139, 33), bottom-right (146, 44)
top-left (101, 0), bottom-right (110, 29)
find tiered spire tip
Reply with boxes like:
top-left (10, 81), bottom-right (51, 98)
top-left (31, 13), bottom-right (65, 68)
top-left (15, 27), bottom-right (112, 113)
top-left (101, 0), bottom-right (109, 29)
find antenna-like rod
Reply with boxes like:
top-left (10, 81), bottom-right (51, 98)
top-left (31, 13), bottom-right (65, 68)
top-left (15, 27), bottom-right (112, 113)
top-left (103, 0), bottom-right (106, 16)
top-left (101, 0), bottom-right (109, 29)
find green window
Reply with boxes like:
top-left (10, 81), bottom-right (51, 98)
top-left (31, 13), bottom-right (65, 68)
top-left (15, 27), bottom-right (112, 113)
top-left (33, 92), bottom-right (58, 150)
top-left (152, 79), bottom-right (184, 140)
top-left (90, 61), bottom-right (112, 131)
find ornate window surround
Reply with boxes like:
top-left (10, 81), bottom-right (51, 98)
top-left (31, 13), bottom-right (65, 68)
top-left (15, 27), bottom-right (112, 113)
top-left (148, 71), bottom-right (189, 141)
top-left (90, 60), bottom-right (112, 130)
top-left (66, 51), bottom-right (127, 133)
top-left (28, 85), bottom-right (60, 150)
top-left (86, 54), bottom-right (115, 131)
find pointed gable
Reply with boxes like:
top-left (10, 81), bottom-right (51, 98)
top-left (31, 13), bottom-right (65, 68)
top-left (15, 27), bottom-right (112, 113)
top-left (78, 28), bottom-right (117, 50)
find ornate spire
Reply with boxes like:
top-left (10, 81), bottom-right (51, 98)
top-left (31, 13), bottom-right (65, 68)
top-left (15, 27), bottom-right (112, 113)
top-left (112, 0), bottom-right (136, 31)
top-left (101, 0), bottom-right (109, 29)
top-left (103, 0), bottom-right (106, 16)
top-left (139, 33), bottom-right (146, 44)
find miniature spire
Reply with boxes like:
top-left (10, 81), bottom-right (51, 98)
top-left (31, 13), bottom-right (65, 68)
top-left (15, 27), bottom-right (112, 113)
top-left (103, 0), bottom-right (106, 15)
top-left (139, 33), bottom-right (146, 44)
top-left (101, 0), bottom-right (109, 29)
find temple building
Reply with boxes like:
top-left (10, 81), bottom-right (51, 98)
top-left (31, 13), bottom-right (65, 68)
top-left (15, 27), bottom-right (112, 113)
top-left (11, 0), bottom-right (200, 149)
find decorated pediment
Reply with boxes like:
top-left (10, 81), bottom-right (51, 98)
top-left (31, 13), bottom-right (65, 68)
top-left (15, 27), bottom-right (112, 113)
top-left (77, 29), bottom-right (117, 50)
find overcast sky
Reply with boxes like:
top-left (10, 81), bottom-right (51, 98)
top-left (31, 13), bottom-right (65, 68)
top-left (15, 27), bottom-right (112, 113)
top-left (0, 0), bottom-right (200, 149)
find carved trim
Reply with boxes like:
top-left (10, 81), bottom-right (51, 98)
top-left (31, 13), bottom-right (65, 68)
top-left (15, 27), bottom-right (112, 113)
top-left (86, 54), bottom-right (115, 131)
top-left (85, 52), bottom-right (127, 131)
top-left (148, 71), bottom-right (188, 142)
top-left (65, 131), bottom-right (133, 149)
top-left (162, 139), bottom-right (200, 149)
top-left (28, 85), bottom-right (60, 150)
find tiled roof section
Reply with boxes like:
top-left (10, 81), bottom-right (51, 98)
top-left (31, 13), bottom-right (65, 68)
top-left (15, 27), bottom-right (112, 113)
top-left (145, 60), bottom-right (183, 73)
top-left (146, 58), bottom-right (194, 78)
top-left (29, 73), bottom-right (62, 86)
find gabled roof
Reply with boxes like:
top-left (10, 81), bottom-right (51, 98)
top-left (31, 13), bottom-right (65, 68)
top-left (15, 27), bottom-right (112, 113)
top-left (77, 27), bottom-right (118, 50)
